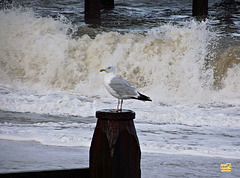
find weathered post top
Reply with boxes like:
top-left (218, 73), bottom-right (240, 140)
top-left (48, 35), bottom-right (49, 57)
top-left (96, 109), bottom-right (135, 120)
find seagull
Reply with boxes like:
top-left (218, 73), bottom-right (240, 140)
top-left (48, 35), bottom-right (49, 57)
top-left (100, 65), bottom-right (152, 112)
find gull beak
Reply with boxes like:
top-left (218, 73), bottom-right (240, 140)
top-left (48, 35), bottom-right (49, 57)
top-left (100, 69), bottom-right (105, 72)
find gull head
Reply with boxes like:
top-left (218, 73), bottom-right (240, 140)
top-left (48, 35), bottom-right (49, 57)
top-left (100, 65), bottom-right (116, 74)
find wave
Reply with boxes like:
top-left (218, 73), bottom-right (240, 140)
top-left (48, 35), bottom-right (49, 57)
top-left (0, 8), bottom-right (239, 105)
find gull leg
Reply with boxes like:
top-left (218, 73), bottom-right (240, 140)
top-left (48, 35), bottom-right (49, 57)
top-left (120, 99), bottom-right (123, 111)
top-left (117, 99), bottom-right (120, 110)
top-left (111, 99), bottom-right (120, 112)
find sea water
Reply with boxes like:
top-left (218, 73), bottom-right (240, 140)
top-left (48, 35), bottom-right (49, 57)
top-left (0, 0), bottom-right (240, 177)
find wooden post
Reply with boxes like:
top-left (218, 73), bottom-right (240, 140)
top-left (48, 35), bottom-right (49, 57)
top-left (0, 168), bottom-right (89, 178)
top-left (101, 0), bottom-right (114, 9)
top-left (90, 109), bottom-right (141, 178)
top-left (85, 0), bottom-right (101, 24)
top-left (192, 0), bottom-right (208, 18)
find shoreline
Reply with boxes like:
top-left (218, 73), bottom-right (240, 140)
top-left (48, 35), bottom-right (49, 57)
top-left (1, 140), bottom-right (239, 177)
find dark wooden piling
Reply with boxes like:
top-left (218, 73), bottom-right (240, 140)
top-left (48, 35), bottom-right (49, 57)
top-left (85, 0), bottom-right (114, 24)
top-left (0, 168), bottom-right (89, 178)
top-left (90, 109), bottom-right (141, 178)
top-left (192, 0), bottom-right (208, 18)
top-left (101, 0), bottom-right (114, 9)
top-left (85, 0), bottom-right (101, 24)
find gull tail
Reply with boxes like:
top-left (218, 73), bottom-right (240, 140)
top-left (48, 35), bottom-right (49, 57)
top-left (132, 92), bottom-right (152, 101)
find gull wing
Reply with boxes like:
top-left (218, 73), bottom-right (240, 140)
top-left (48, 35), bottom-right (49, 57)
top-left (109, 76), bottom-right (138, 97)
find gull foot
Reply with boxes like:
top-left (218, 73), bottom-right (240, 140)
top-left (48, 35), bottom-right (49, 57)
top-left (110, 109), bottom-right (122, 112)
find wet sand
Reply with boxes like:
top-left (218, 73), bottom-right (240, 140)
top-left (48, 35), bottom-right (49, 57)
top-left (1, 140), bottom-right (239, 177)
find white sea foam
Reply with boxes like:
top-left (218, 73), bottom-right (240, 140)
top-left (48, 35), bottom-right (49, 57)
top-left (0, 122), bottom-right (94, 147)
top-left (0, 8), bottom-right (239, 105)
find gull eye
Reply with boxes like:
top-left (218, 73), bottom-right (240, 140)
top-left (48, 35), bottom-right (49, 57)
top-left (107, 67), bottom-right (111, 69)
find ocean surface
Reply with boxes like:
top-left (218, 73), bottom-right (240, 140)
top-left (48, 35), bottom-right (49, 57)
top-left (0, 0), bottom-right (240, 177)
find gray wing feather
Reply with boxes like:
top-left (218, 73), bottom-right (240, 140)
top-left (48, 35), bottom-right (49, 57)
top-left (109, 76), bottom-right (138, 97)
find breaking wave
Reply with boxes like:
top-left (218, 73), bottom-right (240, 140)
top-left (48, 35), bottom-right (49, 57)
top-left (0, 8), bottom-right (239, 105)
